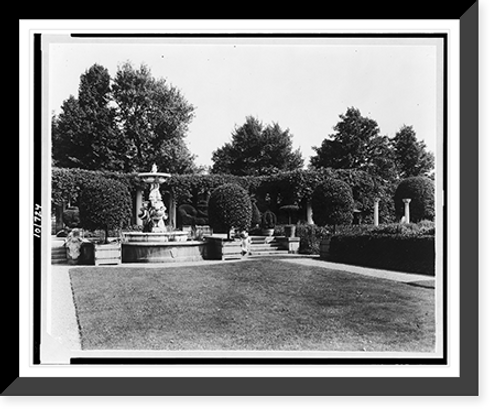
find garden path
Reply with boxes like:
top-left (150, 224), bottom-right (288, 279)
top-left (280, 257), bottom-right (435, 286)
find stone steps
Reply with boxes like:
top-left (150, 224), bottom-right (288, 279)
top-left (249, 244), bottom-right (282, 251)
top-left (52, 246), bottom-right (68, 264)
top-left (248, 235), bottom-right (288, 257)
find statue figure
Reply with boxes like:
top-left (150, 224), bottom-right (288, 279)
top-left (148, 182), bottom-right (162, 206)
top-left (240, 230), bottom-right (250, 256)
top-left (138, 201), bottom-right (151, 232)
top-left (136, 163), bottom-right (170, 233)
top-left (65, 228), bottom-right (83, 264)
top-left (150, 199), bottom-right (168, 232)
top-left (139, 191), bottom-right (169, 233)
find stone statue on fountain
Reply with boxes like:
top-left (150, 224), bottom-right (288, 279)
top-left (138, 164), bottom-right (169, 233)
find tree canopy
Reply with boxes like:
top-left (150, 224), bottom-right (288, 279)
top-left (112, 62), bottom-right (196, 173)
top-left (52, 62), bottom-right (197, 174)
top-left (52, 64), bottom-right (122, 171)
top-left (310, 107), bottom-right (434, 181)
top-left (390, 125), bottom-right (435, 178)
top-left (211, 116), bottom-right (304, 176)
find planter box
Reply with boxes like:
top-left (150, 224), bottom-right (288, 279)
top-left (205, 237), bottom-right (242, 260)
top-left (79, 241), bottom-right (95, 265)
top-left (94, 242), bottom-right (122, 266)
top-left (284, 236), bottom-right (300, 254)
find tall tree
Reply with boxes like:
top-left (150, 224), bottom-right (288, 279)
top-left (52, 96), bottom-right (85, 168)
top-left (391, 125), bottom-right (434, 178)
top-left (310, 107), bottom-right (382, 170)
top-left (52, 64), bottom-right (121, 170)
top-left (363, 134), bottom-right (398, 182)
top-left (310, 107), bottom-right (435, 182)
top-left (77, 64), bottom-right (123, 170)
top-left (112, 62), bottom-right (196, 173)
top-left (52, 62), bottom-right (197, 174)
top-left (211, 116), bottom-right (304, 176)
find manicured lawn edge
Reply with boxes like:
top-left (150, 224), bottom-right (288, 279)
top-left (69, 259), bottom-right (435, 352)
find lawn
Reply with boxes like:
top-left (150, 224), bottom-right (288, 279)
top-left (69, 259), bottom-right (435, 352)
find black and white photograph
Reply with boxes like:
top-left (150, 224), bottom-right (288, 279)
top-left (41, 33), bottom-right (446, 364)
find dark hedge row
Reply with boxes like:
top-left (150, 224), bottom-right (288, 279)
top-left (51, 168), bottom-right (141, 207)
top-left (52, 168), bottom-right (435, 229)
top-left (275, 221), bottom-right (435, 258)
top-left (325, 233), bottom-right (435, 276)
top-left (52, 167), bottom-right (387, 223)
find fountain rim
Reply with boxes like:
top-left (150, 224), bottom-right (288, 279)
top-left (137, 172), bottom-right (171, 184)
top-left (138, 172), bottom-right (171, 178)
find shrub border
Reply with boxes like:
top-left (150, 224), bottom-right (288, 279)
top-left (323, 233), bottom-right (435, 276)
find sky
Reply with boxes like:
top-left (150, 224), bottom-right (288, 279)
top-left (48, 37), bottom-right (442, 168)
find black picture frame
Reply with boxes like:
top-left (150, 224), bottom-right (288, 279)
top-left (8, 6), bottom-right (479, 396)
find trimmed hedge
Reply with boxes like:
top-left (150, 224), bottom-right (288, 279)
top-left (52, 167), bottom-right (385, 222)
top-left (208, 183), bottom-right (252, 234)
top-left (325, 233), bottom-right (435, 275)
top-left (311, 178), bottom-right (354, 227)
top-left (52, 168), bottom-right (141, 208)
top-left (78, 176), bottom-right (132, 242)
top-left (394, 176), bottom-right (434, 222)
top-left (317, 221), bottom-right (436, 275)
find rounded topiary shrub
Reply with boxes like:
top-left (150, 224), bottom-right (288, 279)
top-left (311, 178), bottom-right (354, 228)
top-left (78, 177), bottom-right (132, 242)
top-left (208, 183), bottom-right (252, 235)
top-left (394, 176), bottom-right (434, 223)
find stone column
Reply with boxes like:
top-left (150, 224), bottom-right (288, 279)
top-left (169, 197), bottom-right (177, 228)
top-left (306, 200), bottom-right (314, 225)
top-left (374, 198), bottom-right (380, 226)
top-left (403, 198), bottom-right (411, 224)
top-left (135, 189), bottom-right (143, 226)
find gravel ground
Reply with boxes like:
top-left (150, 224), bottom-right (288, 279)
top-left (48, 266), bottom-right (82, 352)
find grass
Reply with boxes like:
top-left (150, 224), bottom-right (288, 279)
top-left (69, 259), bottom-right (435, 352)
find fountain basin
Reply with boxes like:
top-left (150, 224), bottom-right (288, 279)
top-left (122, 240), bottom-right (207, 263)
top-left (122, 231), bottom-right (207, 263)
top-left (123, 231), bottom-right (189, 243)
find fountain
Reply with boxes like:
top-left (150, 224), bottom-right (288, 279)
top-left (138, 163), bottom-right (170, 233)
top-left (122, 164), bottom-right (207, 263)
